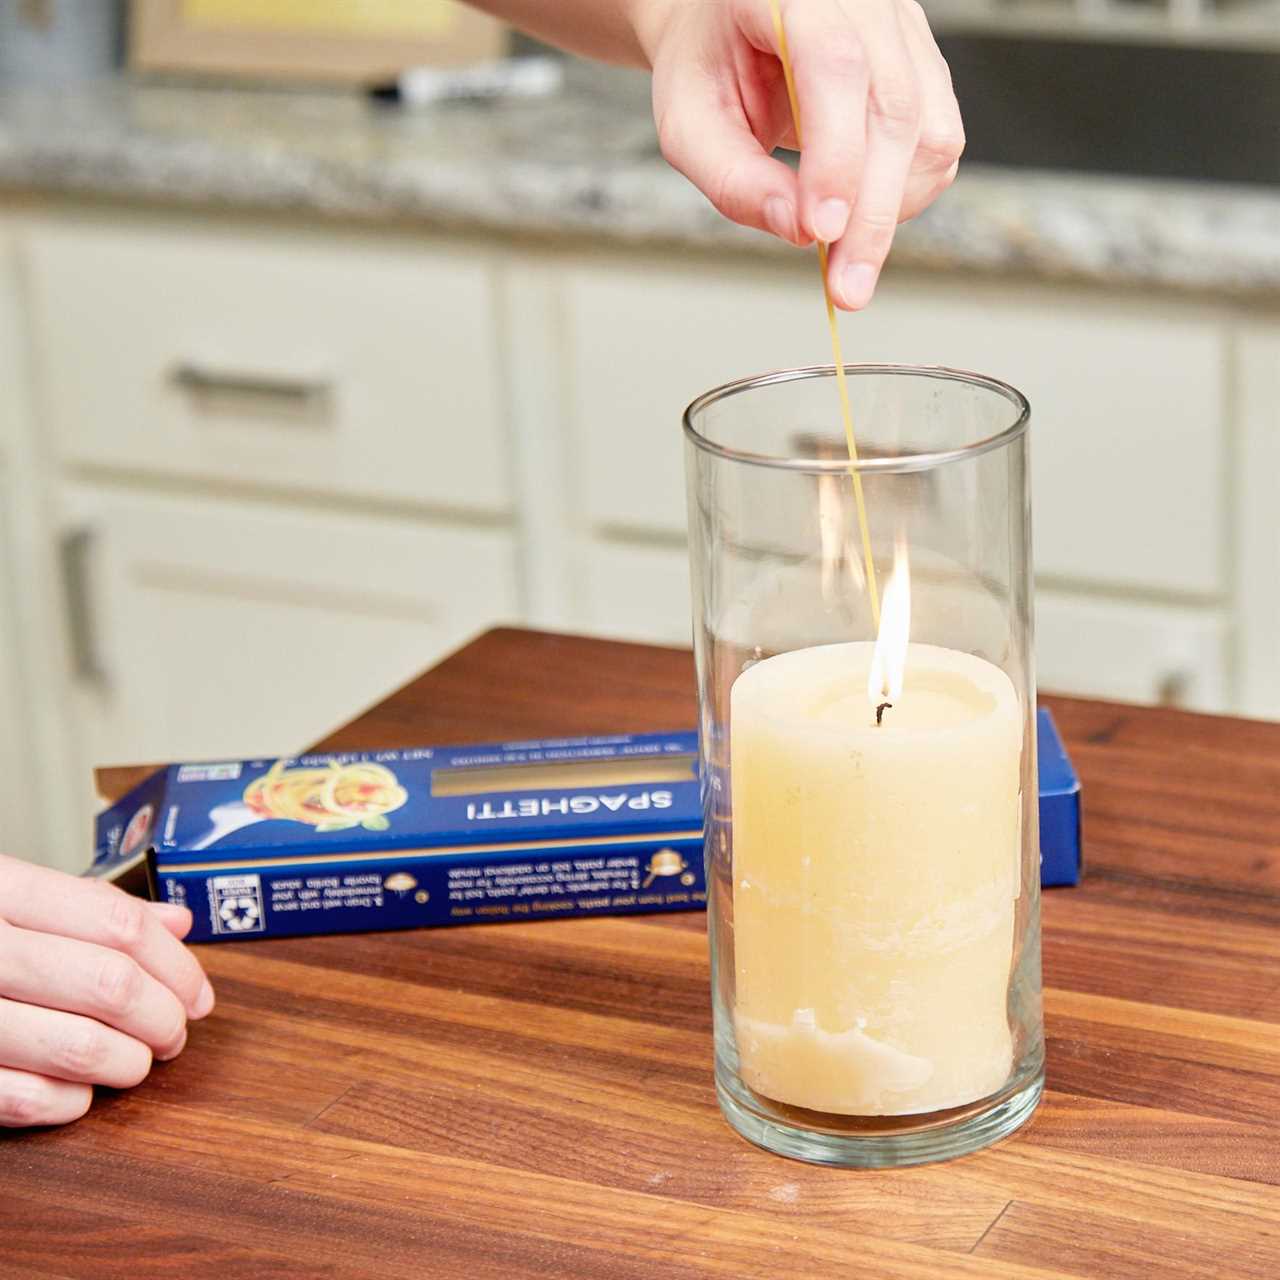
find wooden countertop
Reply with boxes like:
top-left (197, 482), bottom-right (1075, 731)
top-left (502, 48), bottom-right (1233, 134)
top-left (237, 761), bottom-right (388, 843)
top-left (4, 628), bottom-right (1278, 1278)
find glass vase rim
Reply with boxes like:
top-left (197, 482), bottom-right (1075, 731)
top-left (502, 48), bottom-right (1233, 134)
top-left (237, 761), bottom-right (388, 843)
top-left (682, 363), bottom-right (1030, 475)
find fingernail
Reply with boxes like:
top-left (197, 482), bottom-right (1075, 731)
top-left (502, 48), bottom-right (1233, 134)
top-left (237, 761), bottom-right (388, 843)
top-left (192, 978), bottom-right (215, 1019)
top-left (839, 262), bottom-right (879, 310)
top-left (763, 196), bottom-right (796, 244)
top-left (813, 198), bottom-right (851, 244)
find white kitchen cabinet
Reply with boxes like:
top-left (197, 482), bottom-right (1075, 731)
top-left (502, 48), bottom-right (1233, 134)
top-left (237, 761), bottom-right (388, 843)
top-left (565, 260), bottom-right (830, 540)
top-left (0, 456), bottom-right (42, 861)
top-left (1, 226), bottom-right (77, 869)
top-left (564, 259), bottom-right (1227, 597)
top-left (1035, 591), bottom-right (1230, 712)
top-left (0, 236), bottom-right (29, 855)
top-left (0, 234), bottom-right (16, 459)
top-left (570, 540), bottom-right (1231, 712)
top-left (25, 217), bottom-right (511, 516)
top-left (59, 485), bottom-right (520, 771)
top-left (0, 199), bottom-right (1273, 872)
top-left (1235, 327), bottom-right (1280, 720)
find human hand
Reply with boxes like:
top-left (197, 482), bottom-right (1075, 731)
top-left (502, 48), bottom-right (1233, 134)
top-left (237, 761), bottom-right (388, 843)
top-left (0, 855), bottom-right (214, 1127)
top-left (636, 0), bottom-right (963, 309)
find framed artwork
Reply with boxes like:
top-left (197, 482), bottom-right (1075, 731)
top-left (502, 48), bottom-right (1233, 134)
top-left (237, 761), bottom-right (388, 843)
top-left (130, 0), bottom-right (506, 84)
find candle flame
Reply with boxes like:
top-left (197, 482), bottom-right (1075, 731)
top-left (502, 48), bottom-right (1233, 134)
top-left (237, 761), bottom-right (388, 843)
top-left (868, 540), bottom-right (910, 711)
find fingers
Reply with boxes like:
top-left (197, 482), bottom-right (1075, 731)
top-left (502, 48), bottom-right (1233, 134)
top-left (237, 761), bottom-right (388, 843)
top-left (825, 0), bottom-right (963, 307)
top-left (0, 1066), bottom-right (92, 1129)
top-left (652, 35), bottom-right (806, 245)
top-left (899, 159), bottom-right (958, 222)
top-left (148, 900), bottom-right (194, 941)
top-left (0, 922), bottom-right (188, 1059)
top-left (0, 995), bottom-right (153, 1088)
top-left (821, 1), bottom-right (920, 309)
top-left (651, 0), bottom-right (960, 267)
top-left (0, 855), bottom-right (213, 1021)
top-left (782, 0), bottom-right (869, 243)
top-left (894, 0), bottom-right (964, 220)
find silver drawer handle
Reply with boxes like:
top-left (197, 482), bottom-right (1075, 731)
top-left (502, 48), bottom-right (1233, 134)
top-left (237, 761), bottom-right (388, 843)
top-left (58, 525), bottom-right (106, 686)
top-left (1157, 670), bottom-right (1191, 707)
top-left (171, 362), bottom-right (331, 407)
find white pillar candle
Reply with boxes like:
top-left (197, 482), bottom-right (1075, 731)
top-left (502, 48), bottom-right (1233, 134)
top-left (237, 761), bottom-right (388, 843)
top-left (729, 640), bottom-right (1022, 1116)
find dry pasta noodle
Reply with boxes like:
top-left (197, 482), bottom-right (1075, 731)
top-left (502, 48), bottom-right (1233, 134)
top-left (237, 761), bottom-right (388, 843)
top-left (243, 760), bottom-right (409, 833)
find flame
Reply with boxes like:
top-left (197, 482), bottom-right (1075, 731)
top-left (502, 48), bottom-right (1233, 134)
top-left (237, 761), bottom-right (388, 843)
top-left (868, 539), bottom-right (910, 712)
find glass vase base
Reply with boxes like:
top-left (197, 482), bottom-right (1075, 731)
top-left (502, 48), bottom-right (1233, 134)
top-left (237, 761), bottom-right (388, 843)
top-left (716, 1066), bottom-right (1044, 1169)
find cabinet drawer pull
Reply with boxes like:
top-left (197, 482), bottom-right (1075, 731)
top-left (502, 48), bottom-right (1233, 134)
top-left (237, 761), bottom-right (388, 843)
top-left (58, 526), bottom-right (106, 686)
top-left (1157, 670), bottom-right (1192, 708)
top-left (171, 362), bottom-right (331, 408)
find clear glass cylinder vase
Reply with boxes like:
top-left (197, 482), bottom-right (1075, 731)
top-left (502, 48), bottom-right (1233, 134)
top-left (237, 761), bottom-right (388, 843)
top-left (684, 364), bottom-right (1043, 1168)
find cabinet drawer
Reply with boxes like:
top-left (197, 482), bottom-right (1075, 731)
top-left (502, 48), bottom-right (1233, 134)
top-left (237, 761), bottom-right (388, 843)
top-left (26, 220), bottom-right (510, 514)
top-left (1037, 591), bottom-right (1229, 712)
top-left (61, 487), bottom-right (519, 767)
top-left (566, 262), bottom-right (832, 542)
top-left (565, 261), bottom-right (1225, 597)
top-left (575, 541), bottom-right (1229, 712)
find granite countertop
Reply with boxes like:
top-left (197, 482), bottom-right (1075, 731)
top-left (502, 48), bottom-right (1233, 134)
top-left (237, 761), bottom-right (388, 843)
top-left (3, 63), bottom-right (1280, 297)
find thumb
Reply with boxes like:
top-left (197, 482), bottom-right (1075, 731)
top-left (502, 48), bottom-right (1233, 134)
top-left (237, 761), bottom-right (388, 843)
top-left (654, 61), bottom-right (806, 244)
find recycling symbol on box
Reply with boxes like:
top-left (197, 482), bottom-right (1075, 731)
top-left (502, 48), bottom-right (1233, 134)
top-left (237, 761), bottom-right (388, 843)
top-left (218, 895), bottom-right (262, 932)
top-left (209, 874), bottom-right (266, 935)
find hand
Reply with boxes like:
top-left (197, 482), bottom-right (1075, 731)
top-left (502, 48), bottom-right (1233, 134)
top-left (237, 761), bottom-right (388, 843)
top-left (637, 0), bottom-right (963, 309)
top-left (0, 855), bottom-right (214, 1128)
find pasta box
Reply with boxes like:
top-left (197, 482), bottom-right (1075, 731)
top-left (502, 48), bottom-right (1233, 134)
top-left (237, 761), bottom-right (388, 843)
top-left (90, 732), bottom-right (707, 942)
top-left (88, 713), bottom-right (1080, 943)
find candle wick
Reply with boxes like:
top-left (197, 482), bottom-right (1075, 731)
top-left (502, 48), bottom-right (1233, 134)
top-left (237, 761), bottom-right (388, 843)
top-left (876, 701), bottom-right (892, 727)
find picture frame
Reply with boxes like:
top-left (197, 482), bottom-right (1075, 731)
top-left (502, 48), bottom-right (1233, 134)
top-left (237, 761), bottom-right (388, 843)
top-left (129, 0), bottom-right (507, 85)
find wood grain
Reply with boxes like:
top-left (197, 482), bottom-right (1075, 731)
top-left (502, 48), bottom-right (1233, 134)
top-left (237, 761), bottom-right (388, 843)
top-left (6, 627), bottom-right (1280, 1278)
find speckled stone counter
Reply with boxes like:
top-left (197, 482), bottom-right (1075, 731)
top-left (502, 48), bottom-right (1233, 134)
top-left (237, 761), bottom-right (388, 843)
top-left (3, 63), bottom-right (1280, 297)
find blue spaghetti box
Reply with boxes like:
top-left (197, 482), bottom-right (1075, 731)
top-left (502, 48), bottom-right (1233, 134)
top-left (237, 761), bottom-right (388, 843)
top-left (90, 717), bottom-right (1081, 943)
top-left (1038, 706), bottom-right (1083, 887)
top-left (91, 733), bottom-right (706, 943)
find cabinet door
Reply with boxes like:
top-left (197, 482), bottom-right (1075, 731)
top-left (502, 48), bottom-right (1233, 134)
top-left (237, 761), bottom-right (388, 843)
top-left (60, 487), bottom-right (519, 769)
top-left (565, 261), bottom-right (1225, 598)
